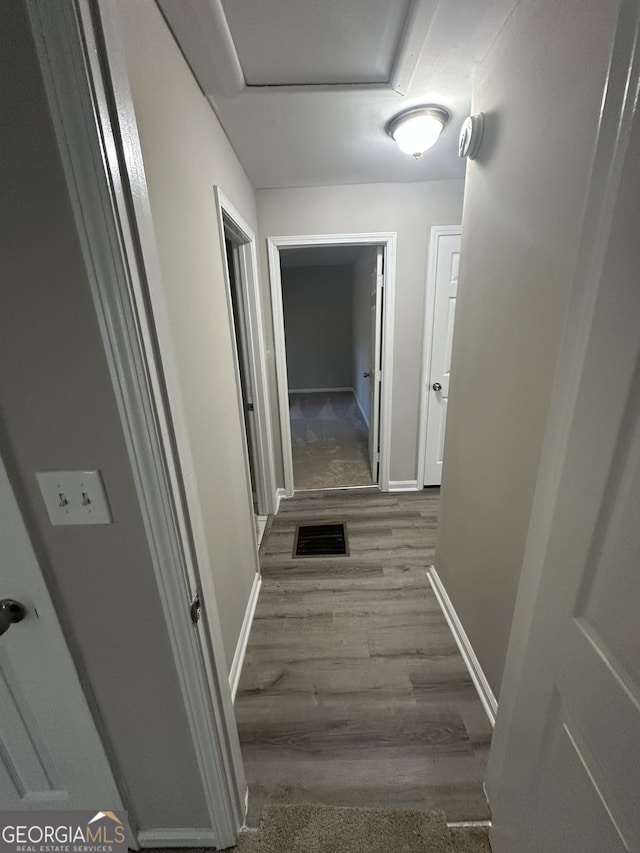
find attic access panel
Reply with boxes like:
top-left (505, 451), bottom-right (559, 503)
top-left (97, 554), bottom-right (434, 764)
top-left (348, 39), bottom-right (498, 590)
top-left (220, 0), bottom-right (412, 86)
top-left (293, 522), bottom-right (349, 557)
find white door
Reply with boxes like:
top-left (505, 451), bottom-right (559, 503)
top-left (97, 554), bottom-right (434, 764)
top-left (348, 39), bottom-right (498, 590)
top-left (489, 283), bottom-right (640, 853)
top-left (0, 453), bottom-right (123, 811)
top-left (424, 229), bottom-right (461, 485)
top-left (368, 246), bottom-right (384, 480)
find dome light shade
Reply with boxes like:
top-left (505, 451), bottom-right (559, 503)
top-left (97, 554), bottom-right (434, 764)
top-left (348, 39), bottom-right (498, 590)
top-left (387, 106), bottom-right (450, 159)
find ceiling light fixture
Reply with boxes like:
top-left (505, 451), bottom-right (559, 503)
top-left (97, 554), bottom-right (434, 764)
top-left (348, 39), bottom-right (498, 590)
top-left (387, 106), bottom-right (450, 159)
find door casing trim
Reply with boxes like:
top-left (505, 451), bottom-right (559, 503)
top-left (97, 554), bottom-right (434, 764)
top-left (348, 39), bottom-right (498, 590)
top-left (267, 232), bottom-right (397, 495)
top-left (215, 188), bottom-right (277, 516)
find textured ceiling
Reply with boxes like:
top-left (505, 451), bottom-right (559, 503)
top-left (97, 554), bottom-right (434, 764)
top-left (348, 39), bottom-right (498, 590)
top-left (157, 0), bottom-right (520, 188)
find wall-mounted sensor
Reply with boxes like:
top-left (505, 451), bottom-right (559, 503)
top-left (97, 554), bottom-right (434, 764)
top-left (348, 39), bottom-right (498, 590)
top-left (458, 113), bottom-right (484, 160)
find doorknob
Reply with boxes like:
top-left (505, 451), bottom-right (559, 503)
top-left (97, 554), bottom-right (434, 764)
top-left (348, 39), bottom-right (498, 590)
top-left (0, 599), bottom-right (26, 637)
top-left (433, 382), bottom-right (442, 391)
top-left (363, 372), bottom-right (370, 378)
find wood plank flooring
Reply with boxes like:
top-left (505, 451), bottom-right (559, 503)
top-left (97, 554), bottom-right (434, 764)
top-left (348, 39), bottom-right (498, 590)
top-left (236, 488), bottom-right (492, 826)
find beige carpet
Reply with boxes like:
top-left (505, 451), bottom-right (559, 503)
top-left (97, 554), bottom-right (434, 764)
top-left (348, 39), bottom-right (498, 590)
top-left (450, 827), bottom-right (492, 852)
top-left (289, 391), bottom-right (374, 489)
top-left (223, 805), bottom-right (492, 852)
top-left (258, 804), bottom-right (451, 852)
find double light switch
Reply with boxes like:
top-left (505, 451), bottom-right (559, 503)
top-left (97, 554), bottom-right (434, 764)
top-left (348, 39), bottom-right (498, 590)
top-left (36, 470), bottom-right (112, 526)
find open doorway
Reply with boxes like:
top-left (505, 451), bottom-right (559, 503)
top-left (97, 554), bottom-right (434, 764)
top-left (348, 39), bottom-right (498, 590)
top-left (224, 235), bottom-right (261, 516)
top-left (279, 245), bottom-right (383, 490)
top-left (268, 233), bottom-right (396, 496)
top-left (216, 188), bottom-right (276, 540)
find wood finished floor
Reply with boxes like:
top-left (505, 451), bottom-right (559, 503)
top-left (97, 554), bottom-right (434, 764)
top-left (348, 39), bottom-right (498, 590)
top-left (236, 488), bottom-right (492, 826)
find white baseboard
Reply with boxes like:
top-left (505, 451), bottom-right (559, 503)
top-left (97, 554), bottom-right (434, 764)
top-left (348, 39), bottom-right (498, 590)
top-left (388, 479), bottom-right (421, 491)
top-left (353, 389), bottom-right (370, 428)
top-left (427, 566), bottom-right (497, 726)
top-left (137, 829), bottom-right (219, 848)
top-left (289, 386), bottom-right (353, 394)
top-left (229, 572), bottom-right (262, 702)
top-left (275, 487), bottom-right (286, 514)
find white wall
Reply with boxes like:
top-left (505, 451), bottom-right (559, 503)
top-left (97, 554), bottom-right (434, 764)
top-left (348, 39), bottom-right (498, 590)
top-left (115, 0), bottom-right (259, 669)
top-left (282, 265), bottom-right (353, 390)
top-left (257, 180), bottom-right (465, 486)
top-left (434, 0), bottom-right (620, 697)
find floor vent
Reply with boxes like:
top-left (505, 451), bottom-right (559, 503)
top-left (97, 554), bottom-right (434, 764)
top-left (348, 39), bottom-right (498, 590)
top-left (293, 522), bottom-right (349, 557)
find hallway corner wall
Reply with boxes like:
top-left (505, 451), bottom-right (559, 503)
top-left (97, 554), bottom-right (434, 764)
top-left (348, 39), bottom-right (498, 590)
top-left (434, 0), bottom-right (620, 698)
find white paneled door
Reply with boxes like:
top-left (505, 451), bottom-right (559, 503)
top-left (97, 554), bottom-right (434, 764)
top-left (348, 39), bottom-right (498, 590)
top-left (489, 222), bottom-right (640, 853)
top-left (424, 228), bottom-right (461, 485)
top-left (0, 452), bottom-right (123, 811)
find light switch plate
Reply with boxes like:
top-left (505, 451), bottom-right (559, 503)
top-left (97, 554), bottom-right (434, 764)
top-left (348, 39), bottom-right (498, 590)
top-left (36, 470), bottom-right (112, 526)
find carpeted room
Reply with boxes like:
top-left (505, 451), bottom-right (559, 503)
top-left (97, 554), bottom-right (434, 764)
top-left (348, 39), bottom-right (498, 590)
top-left (226, 804), bottom-right (491, 851)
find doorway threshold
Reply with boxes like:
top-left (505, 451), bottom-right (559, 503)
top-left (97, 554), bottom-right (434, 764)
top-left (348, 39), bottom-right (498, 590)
top-left (293, 484), bottom-right (381, 494)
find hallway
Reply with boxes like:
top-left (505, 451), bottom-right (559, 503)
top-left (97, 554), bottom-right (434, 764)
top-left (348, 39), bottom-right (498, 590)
top-left (289, 391), bottom-right (374, 490)
top-left (235, 489), bottom-right (492, 825)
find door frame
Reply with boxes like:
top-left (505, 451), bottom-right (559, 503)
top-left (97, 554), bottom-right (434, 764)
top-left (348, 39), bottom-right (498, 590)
top-left (267, 233), bottom-right (397, 495)
top-left (215, 188), bottom-right (277, 516)
top-left (27, 1), bottom-right (247, 847)
top-left (417, 225), bottom-right (462, 486)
